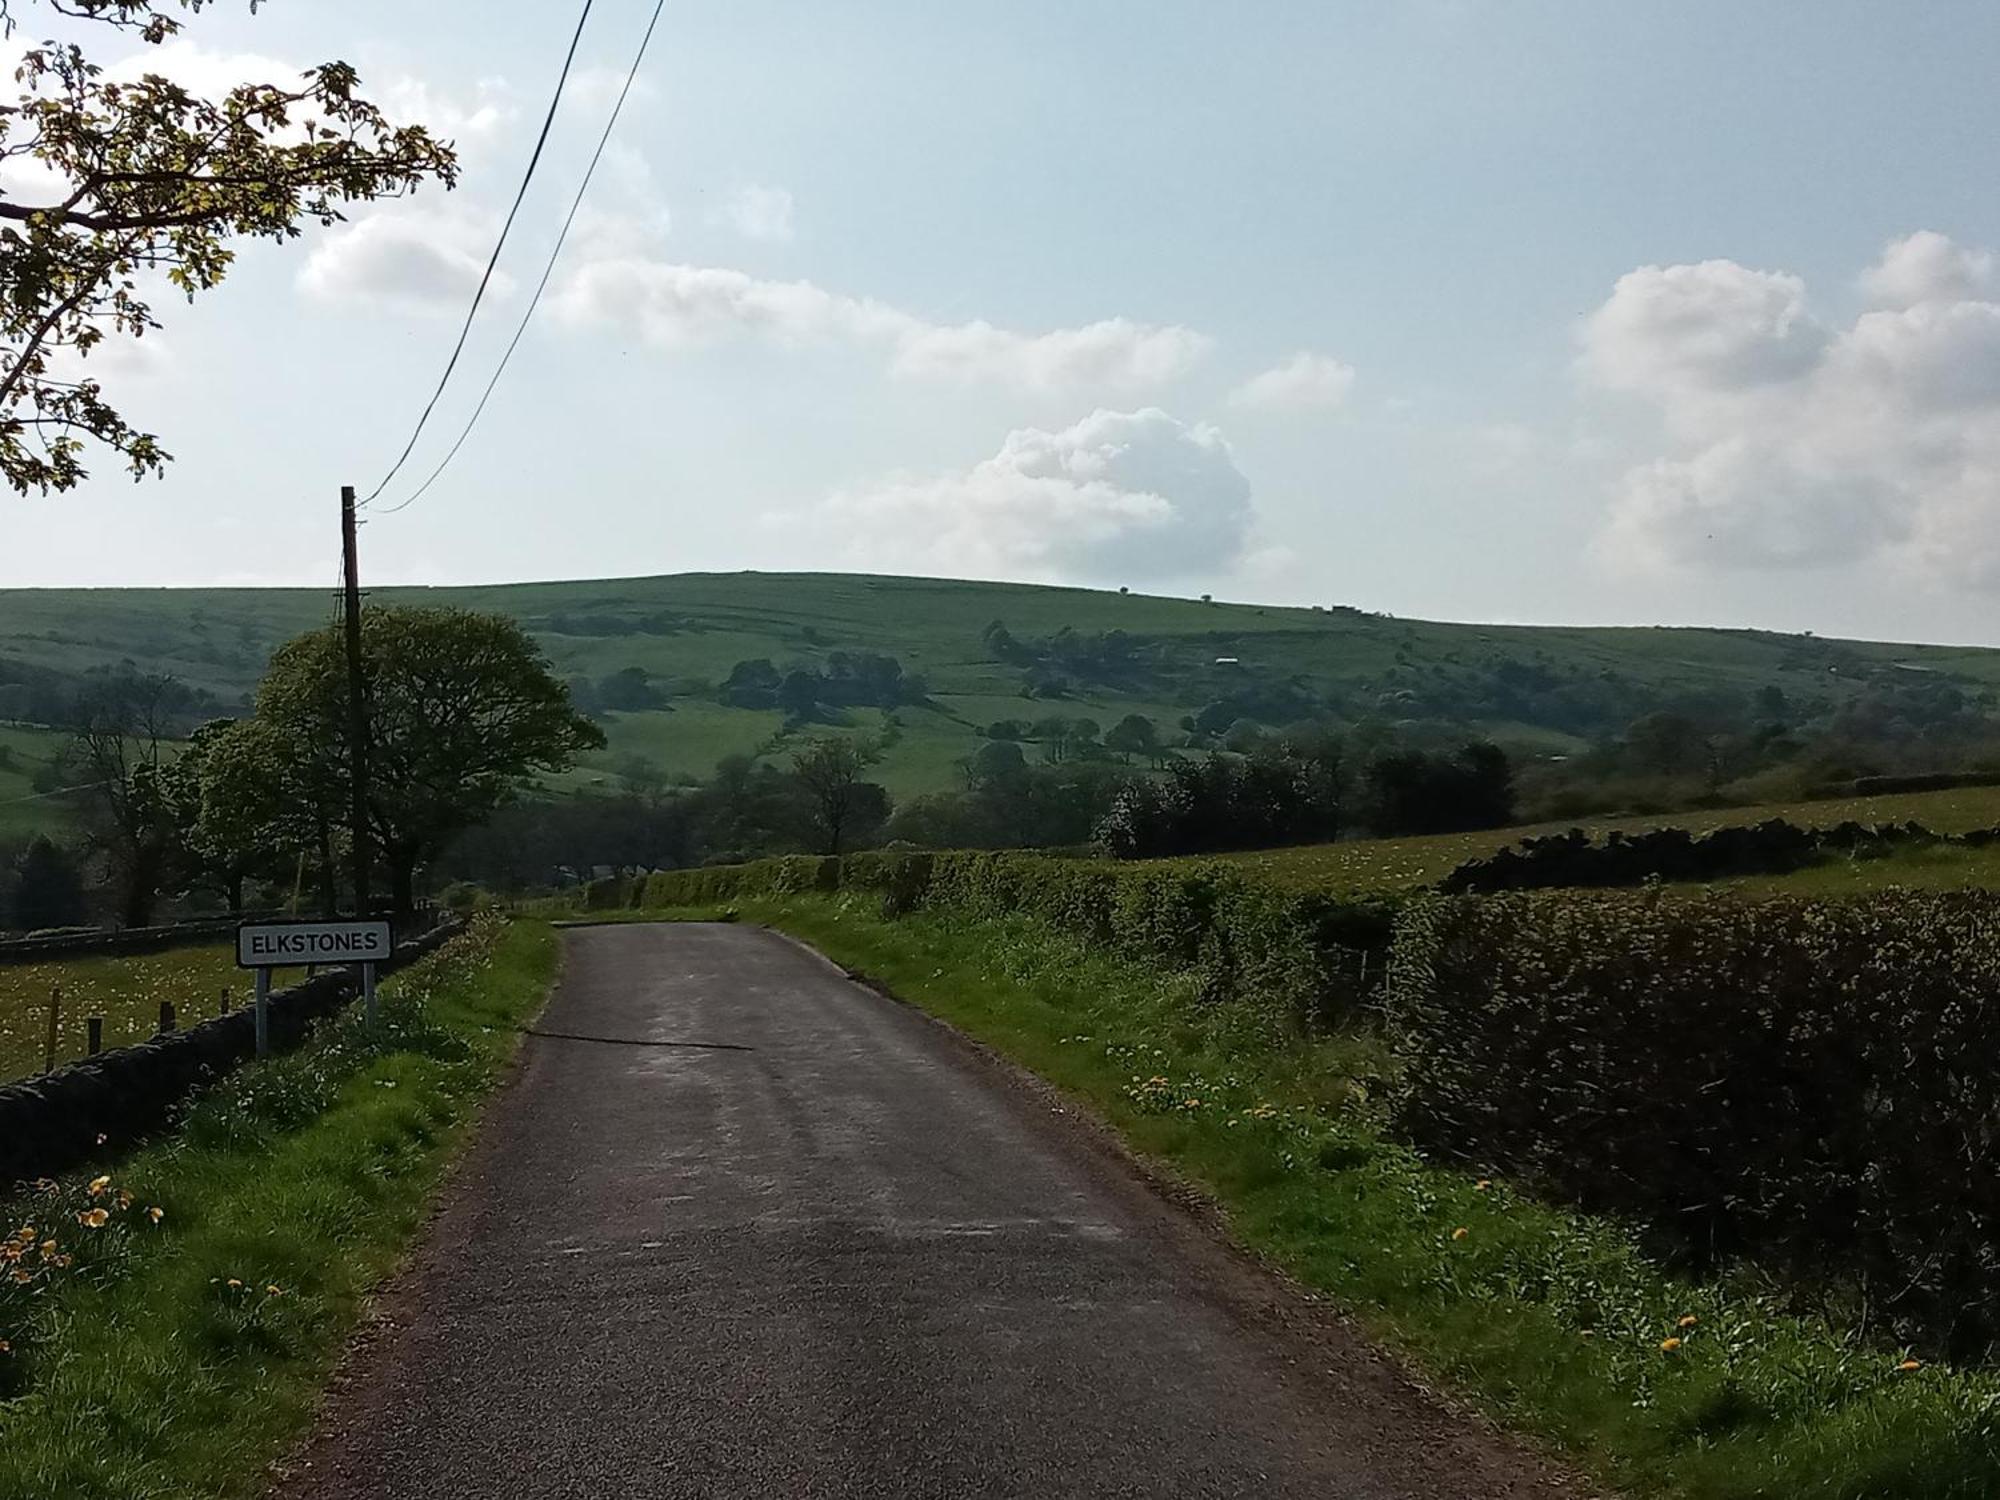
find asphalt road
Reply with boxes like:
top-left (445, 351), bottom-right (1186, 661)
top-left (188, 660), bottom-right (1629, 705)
top-left (280, 922), bottom-right (1586, 1499)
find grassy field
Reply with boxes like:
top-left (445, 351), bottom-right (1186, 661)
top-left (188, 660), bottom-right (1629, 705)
top-left (10, 569), bottom-right (2000, 817)
top-left (0, 914), bottom-right (555, 1500)
top-left (645, 895), bottom-right (1999, 1500)
top-left (1201, 782), bottom-right (2000, 895)
top-left (0, 945), bottom-right (310, 1084)
top-left (0, 725), bottom-right (70, 840)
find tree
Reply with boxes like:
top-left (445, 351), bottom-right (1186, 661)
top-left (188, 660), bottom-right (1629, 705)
top-left (789, 735), bottom-right (887, 855)
top-left (10, 834), bottom-right (85, 929)
top-left (255, 606), bottom-right (603, 915)
top-left (66, 668), bottom-right (195, 926)
top-left (1104, 713), bottom-right (1159, 763)
top-left (0, 0), bottom-right (458, 492)
top-left (186, 715), bottom-right (323, 913)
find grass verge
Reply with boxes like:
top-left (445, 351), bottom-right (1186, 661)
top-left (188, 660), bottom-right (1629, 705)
top-left (672, 893), bottom-right (1998, 1500)
top-left (0, 913), bottom-right (557, 1500)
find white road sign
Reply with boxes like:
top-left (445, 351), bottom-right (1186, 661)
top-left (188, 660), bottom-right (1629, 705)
top-left (237, 919), bottom-right (393, 969)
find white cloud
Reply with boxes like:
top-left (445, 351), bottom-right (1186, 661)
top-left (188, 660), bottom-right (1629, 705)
top-left (552, 257), bottom-right (1208, 392)
top-left (890, 317), bottom-right (1210, 391)
top-left (714, 184), bottom-right (795, 243)
top-left (1584, 259), bottom-right (1824, 398)
top-left (379, 74), bottom-right (513, 150)
top-left (1585, 236), bottom-right (2000, 587)
top-left (1229, 351), bottom-right (1356, 411)
top-left (298, 209), bottom-right (514, 313)
top-left (1860, 230), bottom-right (1994, 310)
top-left (795, 409), bottom-right (1253, 583)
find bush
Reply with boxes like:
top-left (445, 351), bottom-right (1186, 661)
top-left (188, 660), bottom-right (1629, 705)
top-left (1385, 889), bottom-right (2000, 1359)
top-left (634, 850), bottom-right (1395, 1032)
top-left (580, 875), bottom-right (631, 912)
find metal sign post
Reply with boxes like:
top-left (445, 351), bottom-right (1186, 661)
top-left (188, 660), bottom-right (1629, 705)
top-left (254, 968), bottom-right (271, 1058)
top-left (236, 919), bottom-right (394, 1055)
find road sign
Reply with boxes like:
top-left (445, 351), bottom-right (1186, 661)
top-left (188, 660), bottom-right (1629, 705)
top-left (237, 919), bottom-right (393, 970)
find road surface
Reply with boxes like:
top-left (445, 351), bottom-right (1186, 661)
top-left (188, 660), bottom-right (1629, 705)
top-left (281, 922), bottom-right (1587, 1499)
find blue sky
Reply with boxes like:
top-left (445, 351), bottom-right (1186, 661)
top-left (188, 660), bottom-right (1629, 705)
top-left (8, 0), bottom-right (2000, 645)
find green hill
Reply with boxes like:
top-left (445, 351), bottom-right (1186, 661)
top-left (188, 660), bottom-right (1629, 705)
top-left (4, 570), bottom-right (1999, 809)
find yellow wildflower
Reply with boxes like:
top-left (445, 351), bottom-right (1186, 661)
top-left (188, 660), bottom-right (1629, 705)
top-left (1451, 1227), bottom-right (1469, 1242)
top-left (1898, 1358), bottom-right (1923, 1373)
top-left (1677, 1315), bottom-right (1699, 1330)
top-left (76, 1208), bottom-right (109, 1230)
top-left (146, 1206), bottom-right (165, 1225)
top-left (87, 1176), bottom-right (111, 1198)
top-left (1660, 1337), bottom-right (1682, 1353)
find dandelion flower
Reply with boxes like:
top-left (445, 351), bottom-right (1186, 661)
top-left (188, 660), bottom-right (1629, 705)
top-left (226, 1278), bottom-right (244, 1290)
top-left (1677, 1315), bottom-right (1699, 1330)
top-left (1898, 1358), bottom-right (1923, 1373)
top-left (266, 1285), bottom-right (284, 1297)
top-left (1451, 1227), bottom-right (1469, 1242)
top-left (1660, 1337), bottom-right (1682, 1353)
top-left (1475, 1180), bottom-right (1492, 1192)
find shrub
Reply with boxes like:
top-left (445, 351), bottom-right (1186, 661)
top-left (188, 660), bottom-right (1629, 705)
top-left (636, 851), bottom-right (1394, 1032)
top-left (580, 876), bottom-right (631, 912)
top-left (1385, 888), bottom-right (2000, 1359)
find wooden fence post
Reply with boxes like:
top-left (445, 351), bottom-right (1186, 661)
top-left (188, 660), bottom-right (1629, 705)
top-left (157, 1000), bottom-right (176, 1034)
top-left (87, 1016), bottom-right (103, 1056)
top-left (43, 982), bottom-right (60, 1073)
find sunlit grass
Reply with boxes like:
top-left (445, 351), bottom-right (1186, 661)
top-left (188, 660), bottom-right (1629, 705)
top-left (0, 915), bottom-right (555, 1500)
top-left (1190, 783), bottom-right (2000, 896)
top-left (0, 946), bottom-right (307, 1085)
top-left (687, 894), bottom-right (2000, 1500)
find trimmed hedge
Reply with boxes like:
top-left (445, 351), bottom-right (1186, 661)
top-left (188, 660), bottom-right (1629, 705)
top-left (1386, 889), bottom-right (2000, 1359)
top-left (641, 851), bottom-right (1395, 1031)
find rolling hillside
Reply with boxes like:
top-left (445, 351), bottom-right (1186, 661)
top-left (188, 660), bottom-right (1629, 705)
top-left (4, 570), bottom-right (2000, 806)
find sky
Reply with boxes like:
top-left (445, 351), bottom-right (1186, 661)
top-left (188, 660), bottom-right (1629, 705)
top-left (6, 0), bottom-right (2000, 647)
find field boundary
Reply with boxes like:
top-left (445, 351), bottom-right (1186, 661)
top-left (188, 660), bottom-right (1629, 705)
top-left (0, 916), bottom-right (462, 1186)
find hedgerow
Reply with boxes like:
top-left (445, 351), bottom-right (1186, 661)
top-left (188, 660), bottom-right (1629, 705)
top-left (1385, 888), bottom-right (2000, 1361)
top-left (643, 851), bottom-right (1395, 1031)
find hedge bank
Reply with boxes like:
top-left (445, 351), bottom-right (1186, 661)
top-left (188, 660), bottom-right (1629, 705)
top-left (1387, 889), bottom-right (2000, 1360)
top-left (635, 851), bottom-right (1396, 1032)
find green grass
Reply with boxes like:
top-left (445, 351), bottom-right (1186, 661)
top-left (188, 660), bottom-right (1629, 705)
top-left (11, 569), bottom-right (2000, 801)
top-left (1202, 782), bottom-right (2000, 896)
top-left (0, 914), bottom-right (556, 1500)
top-left (671, 893), bottom-right (1999, 1500)
top-left (0, 945), bottom-right (309, 1084)
top-left (0, 725), bottom-right (72, 840)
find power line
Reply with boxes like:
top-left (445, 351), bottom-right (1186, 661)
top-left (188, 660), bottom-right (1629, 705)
top-left (360, 0), bottom-right (598, 506)
top-left (374, 0), bottom-right (667, 517)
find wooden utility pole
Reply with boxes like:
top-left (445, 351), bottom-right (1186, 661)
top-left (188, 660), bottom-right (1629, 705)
top-left (341, 485), bottom-right (372, 917)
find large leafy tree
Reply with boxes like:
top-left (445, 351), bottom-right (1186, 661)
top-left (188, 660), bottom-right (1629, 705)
top-left (0, 0), bottom-right (457, 491)
top-left (788, 735), bottom-right (888, 855)
top-left (65, 666), bottom-right (199, 925)
top-left (255, 606), bottom-right (604, 914)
